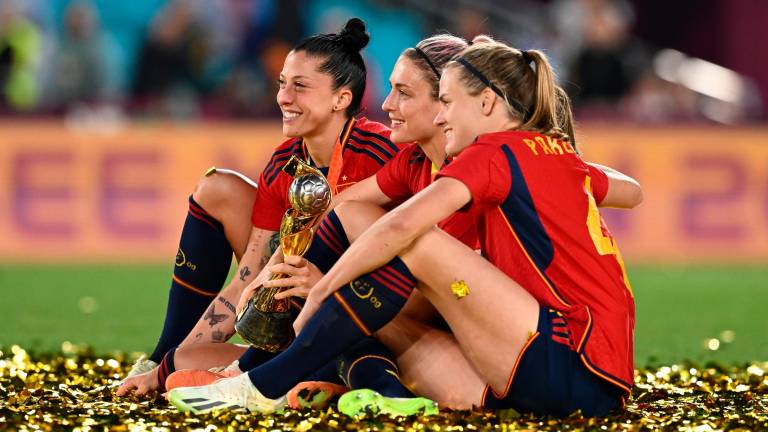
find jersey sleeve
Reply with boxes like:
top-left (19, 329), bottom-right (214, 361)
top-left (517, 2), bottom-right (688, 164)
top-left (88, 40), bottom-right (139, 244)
top-left (587, 164), bottom-right (609, 205)
top-left (376, 148), bottom-right (414, 204)
top-left (436, 144), bottom-right (509, 208)
top-left (250, 172), bottom-right (287, 232)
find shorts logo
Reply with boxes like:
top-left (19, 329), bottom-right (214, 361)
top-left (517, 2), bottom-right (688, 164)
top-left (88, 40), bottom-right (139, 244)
top-left (175, 248), bottom-right (197, 271)
top-left (350, 279), bottom-right (382, 309)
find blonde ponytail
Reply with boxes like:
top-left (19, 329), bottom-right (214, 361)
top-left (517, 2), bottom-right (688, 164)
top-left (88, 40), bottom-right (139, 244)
top-left (447, 41), bottom-right (577, 147)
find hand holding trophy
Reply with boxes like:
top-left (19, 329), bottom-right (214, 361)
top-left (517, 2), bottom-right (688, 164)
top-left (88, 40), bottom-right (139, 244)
top-left (235, 155), bottom-right (332, 352)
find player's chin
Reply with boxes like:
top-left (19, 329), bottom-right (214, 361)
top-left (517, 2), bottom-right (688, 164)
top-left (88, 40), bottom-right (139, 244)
top-left (389, 127), bottom-right (412, 145)
top-left (444, 134), bottom-right (459, 156)
top-left (282, 123), bottom-right (301, 138)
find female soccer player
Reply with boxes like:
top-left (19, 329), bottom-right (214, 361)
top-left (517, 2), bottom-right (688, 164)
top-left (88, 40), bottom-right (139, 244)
top-left (118, 18), bottom-right (403, 396)
top-left (168, 36), bottom-right (641, 417)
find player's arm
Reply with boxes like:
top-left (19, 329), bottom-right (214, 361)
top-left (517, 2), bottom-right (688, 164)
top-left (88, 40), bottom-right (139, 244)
top-left (294, 178), bottom-right (471, 332)
top-left (179, 226), bottom-right (277, 346)
top-left (331, 175), bottom-right (392, 209)
top-left (587, 162), bottom-right (643, 209)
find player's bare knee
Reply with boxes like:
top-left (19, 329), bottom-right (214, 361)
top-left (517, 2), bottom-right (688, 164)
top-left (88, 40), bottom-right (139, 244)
top-left (192, 171), bottom-right (256, 217)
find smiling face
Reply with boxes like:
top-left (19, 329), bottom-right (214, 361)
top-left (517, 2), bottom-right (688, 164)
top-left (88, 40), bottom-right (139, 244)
top-left (381, 56), bottom-right (441, 145)
top-left (276, 51), bottom-right (343, 138)
top-left (434, 67), bottom-right (486, 156)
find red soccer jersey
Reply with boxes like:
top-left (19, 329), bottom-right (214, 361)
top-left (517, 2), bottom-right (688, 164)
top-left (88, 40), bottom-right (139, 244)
top-left (252, 117), bottom-right (402, 231)
top-left (437, 130), bottom-right (635, 395)
top-left (376, 143), bottom-right (479, 249)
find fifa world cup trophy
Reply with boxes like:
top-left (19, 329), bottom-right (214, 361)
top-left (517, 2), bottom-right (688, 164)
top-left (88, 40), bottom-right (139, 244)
top-left (235, 155), bottom-right (332, 352)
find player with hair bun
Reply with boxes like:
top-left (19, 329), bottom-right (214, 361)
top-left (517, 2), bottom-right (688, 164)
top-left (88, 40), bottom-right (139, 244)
top-left (117, 17), bottom-right (407, 397)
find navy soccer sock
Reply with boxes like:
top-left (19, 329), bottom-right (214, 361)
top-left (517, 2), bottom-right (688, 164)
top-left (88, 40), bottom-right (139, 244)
top-left (156, 347), bottom-right (177, 391)
top-left (339, 337), bottom-right (412, 397)
top-left (247, 257), bottom-right (416, 398)
top-left (149, 196), bottom-right (233, 363)
top-left (237, 347), bottom-right (278, 371)
top-left (303, 210), bottom-right (349, 273)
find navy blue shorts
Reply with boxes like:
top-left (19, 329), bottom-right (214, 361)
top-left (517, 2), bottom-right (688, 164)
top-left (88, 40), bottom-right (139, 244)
top-left (482, 307), bottom-right (625, 417)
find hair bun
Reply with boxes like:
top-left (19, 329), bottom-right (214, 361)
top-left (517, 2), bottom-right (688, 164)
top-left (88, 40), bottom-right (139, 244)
top-left (339, 18), bottom-right (370, 52)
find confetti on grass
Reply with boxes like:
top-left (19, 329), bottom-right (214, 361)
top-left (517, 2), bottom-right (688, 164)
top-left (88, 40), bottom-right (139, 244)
top-left (1, 345), bottom-right (766, 431)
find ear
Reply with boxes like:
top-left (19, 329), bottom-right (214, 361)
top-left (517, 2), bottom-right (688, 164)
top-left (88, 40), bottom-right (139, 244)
top-left (332, 88), bottom-right (354, 112)
top-left (480, 87), bottom-right (496, 116)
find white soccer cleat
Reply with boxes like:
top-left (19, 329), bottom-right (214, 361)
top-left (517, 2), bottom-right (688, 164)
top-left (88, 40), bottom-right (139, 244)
top-left (208, 359), bottom-right (243, 375)
top-left (124, 355), bottom-right (158, 379)
top-left (167, 373), bottom-right (286, 414)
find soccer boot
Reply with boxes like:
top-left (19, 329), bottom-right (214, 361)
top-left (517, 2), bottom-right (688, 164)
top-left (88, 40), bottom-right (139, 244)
top-left (167, 373), bottom-right (286, 414)
top-left (338, 388), bottom-right (439, 418)
top-left (165, 360), bottom-right (243, 391)
top-left (124, 355), bottom-right (158, 379)
top-left (286, 381), bottom-right (349, 410)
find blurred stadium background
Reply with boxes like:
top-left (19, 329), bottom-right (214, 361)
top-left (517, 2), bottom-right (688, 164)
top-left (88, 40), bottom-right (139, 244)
top-left (0, 0), bottom-right (765, 367)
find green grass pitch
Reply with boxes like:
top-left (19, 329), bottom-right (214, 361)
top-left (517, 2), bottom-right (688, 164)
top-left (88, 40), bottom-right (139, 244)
top-left (0, 264), bottom-right (765, 365)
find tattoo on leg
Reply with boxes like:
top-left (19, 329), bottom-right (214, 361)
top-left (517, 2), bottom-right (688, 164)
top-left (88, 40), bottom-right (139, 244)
top-left (203, 304), bottom-right (228, 327)
top-left (195, 332), bottom-right (203, 340)
top-left (217, 296), bottom-right (236, 314)
top-left (239, 266), bottom-right (252, 281)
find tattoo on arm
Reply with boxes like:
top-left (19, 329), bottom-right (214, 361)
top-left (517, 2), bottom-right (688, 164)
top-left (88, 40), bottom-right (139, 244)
top-left (203, 304), bottom-right (228, 327)
top-left (217, 296), bottom-right (236, 314)
top-left (239, 266), bottom-right (252, 281)
top-left (211, 329), bottom-right (235, 342)
top-left (258, 231), bottom-right (281, 269)
top-left (268, 232), bottom-right (280, 255)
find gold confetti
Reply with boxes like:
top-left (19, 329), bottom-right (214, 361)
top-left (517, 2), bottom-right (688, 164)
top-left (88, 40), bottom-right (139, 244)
top-left (451, 280), bottom-right (470, 299)
top-left (1, 345), bottom-right (767, 431)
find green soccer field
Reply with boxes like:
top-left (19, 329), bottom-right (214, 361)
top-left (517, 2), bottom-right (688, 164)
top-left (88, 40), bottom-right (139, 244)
top-left (0, 264), bottom-right (765, 366)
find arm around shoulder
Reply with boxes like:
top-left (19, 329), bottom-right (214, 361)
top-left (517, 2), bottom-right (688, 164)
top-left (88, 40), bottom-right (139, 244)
top-left (588, 162), bottom-right (643, 209)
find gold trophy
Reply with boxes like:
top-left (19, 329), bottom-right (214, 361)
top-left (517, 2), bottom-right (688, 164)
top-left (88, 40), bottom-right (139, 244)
top-left (235, 155), bottom-right (332, 352)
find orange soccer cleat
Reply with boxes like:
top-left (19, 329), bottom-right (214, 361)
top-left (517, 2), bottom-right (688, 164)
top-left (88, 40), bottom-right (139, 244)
top-left (286, 381), bottom-right (349, 410)
top-left (164, 368), bottom-right (240, 391)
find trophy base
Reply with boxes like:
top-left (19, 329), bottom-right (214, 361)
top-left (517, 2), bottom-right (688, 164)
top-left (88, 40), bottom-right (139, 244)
top-left (235, 300), bottom-right (295, 353)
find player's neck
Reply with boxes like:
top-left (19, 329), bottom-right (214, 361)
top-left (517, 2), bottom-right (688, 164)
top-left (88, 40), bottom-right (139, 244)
top-left (303, 115), bottom-right (349, 167)
top-left (419, 135), bottom-right (447, 169)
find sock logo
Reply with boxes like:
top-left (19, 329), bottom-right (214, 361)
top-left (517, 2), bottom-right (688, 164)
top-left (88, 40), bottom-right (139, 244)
top-left (175, 248), bottom-right (197, 271)
top-left (350, 279), bottom-right (382, 309)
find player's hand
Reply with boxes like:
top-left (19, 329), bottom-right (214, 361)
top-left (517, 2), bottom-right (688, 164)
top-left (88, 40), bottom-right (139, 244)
top-left (116, 368), bottom-right (160, 397)
top-left (268, 256), bottom-right (324, 300)
top-left (236, 280), bottom-right (258, 317)
top-left (292, 279), bottom-right (329, 335)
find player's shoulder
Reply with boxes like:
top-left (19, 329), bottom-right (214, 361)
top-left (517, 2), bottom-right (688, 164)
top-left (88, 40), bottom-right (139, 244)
top-left (262, 137), bottom-right (302, 186)
top-left (399, 143), bottom-right (426, 164)
top-left (347, 117), bottom-right (403, 164)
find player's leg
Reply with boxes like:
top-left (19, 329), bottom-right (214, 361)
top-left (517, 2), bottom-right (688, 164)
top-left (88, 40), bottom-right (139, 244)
top-left (146, 171), bottom-right (255, 366)
top-left (160, 343), bottom-right (248, 390)
top-left (396, 226), bottom-right (539, 394)
top-left (377, 312), bottom-right (486, 410)
top-left (328, 201), bottom-right (539, 393)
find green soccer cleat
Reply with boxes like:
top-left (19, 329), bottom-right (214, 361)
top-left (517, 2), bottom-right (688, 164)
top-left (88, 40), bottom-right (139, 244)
top-left (337, 389), bottom-right (439, 418)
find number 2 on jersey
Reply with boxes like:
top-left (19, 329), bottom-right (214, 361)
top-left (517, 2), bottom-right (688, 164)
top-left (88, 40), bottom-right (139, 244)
top-left (584, 176), bottom-right (633, 297)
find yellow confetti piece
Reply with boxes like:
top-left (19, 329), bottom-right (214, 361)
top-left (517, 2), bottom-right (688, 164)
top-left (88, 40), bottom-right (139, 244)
top-left (450, 280), bottom-right (470, 299)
